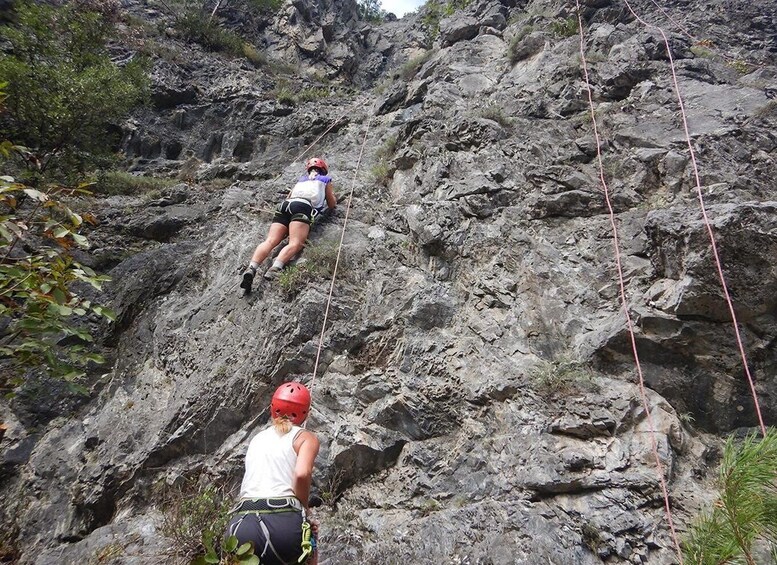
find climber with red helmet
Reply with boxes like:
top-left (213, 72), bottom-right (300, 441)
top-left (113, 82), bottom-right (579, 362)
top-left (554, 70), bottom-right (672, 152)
top-left (240, 157), bottom-right (336, 292)
top-left (225, 382), bottom-right (320, 565)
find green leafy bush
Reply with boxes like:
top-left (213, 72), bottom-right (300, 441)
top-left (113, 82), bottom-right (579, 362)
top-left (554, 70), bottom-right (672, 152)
top-left (506, 25), bottom-right (535, 64)
top-left (92, 170), bottom-right (176, 196)
top-left (549, 16), bottom-right (578, 38)
top-left (420, 0), bottom-right (472, 42)
top-left (160, 481), bottom-right (239, 563)
top-left (0, 0), bottom-right (149, 177)
top-left (530, 359), bottom-right (598, 397)
top-left (0, 175), bottom-right (115, 390)
top-left (175, 12), bottom-right (244, 55)
top-left (0, 84), bottom-right (115, 390)
top-left (297, 87), bottom-right (331, 102)
top-left (683, 429), bottom-right (777, 564)
top-left (478, 103), bottom-right (512, 128)
top-left (278, 241), bottom-right (342, 298)
top-left (272, 81), bottom-right (296, 105)
top-left (398, 51), bottom-right (434, 81)
top-left (242, 43), bottom-right (266, 67)
top-left (357, 0), bottom-right (388, 22)
top-left (247, 0), bottom-right (283, 13)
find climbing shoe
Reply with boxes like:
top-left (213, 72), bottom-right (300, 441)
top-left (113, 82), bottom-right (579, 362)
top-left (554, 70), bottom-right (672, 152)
top-left (240, 268), bottom-right (255, 291)
top-left (263, 266), bottom-right (282, 281)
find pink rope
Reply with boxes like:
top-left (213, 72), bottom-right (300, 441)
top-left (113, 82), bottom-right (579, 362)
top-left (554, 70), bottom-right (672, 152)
top-left (621, 0), bottom-right (766, 438)
top-left (304, 113), bottom-right (374, 426)
top-left (574, 3), bottom-right (684, 561)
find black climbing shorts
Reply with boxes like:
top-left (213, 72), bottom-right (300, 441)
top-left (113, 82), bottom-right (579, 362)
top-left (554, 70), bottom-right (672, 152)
top-left (273, 199), bottom-right (314, 226)
top-left (225, 509), bottom-right (308, 565)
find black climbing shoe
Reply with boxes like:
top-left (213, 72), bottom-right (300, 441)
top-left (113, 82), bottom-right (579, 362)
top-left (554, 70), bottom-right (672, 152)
top-left (240, 268), bottom-right (255, 291)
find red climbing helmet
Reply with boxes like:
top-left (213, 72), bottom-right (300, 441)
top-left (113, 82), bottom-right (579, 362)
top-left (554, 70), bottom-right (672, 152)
top-left (305, 157), bottom-right (328, 175)
top-left (270, 382), bottom-right (311, 425)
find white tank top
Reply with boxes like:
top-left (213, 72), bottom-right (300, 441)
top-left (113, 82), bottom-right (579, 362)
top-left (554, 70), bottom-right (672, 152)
top-left (289, 173), bottom-right (331, 210)
top-left (239, 425), bottom-right (302, 498)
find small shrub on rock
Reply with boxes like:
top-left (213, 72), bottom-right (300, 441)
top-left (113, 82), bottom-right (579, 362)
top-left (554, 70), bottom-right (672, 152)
top-left (175, 12), bottom-right (243, 55)
top-left (160, 480), bottom-right (233, 562)
top-left (478, 103), bottom-right (512, 128)
top-left (93, 170), bottom-right (176, 196)
top-left (247, 0), bottom-right (283, 13)
top-left (549, 16), bottom-right (578, 38)
top-left (278, 241), bottom-right (342, 298)
top-left (399, 50), bottom-right (434, 81)
top-left (242, 43), bottom-right (266, 67)
top-left (530, 359), bottom-right (598, 397)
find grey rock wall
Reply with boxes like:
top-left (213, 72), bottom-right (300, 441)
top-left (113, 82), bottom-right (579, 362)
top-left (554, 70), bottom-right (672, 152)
top-left (2, 0), bottom-right (777, 563)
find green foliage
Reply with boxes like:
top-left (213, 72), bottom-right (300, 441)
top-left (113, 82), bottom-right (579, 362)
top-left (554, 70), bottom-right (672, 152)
top-left (246, 0), bottom-right (283, 14)
top-left (549, 16), bottom-right (579, 38)
top-left (728, 59), bottom-right (751, 75)
top-left (0, 83), bottom-right (114, 390)
top-left (530, 359), bottom-right (599, 397)
top-left (506, 25), bottom-right (535, 64)
top-left (192, 534), bottom-right (259, 565)
top-left (369, 162), bottom-right (394, 187)
top-left (370, 135), bottom-right (398, 188)
top-left (478, 103), bottom-right (512, 128)
top-left (0, 175), bottom-right (115, 391)
top-left (242, 43), bottom-right (266, 67)
top-left (278, 241), bottom-right (342, 298)
top-left (160, 481), bottom-right (237, 563)
top-left (398, 50), bottom-right (434, 81)
top-left (420, 0), bottom-right (472, 42)
top-left (272, 80), bottom-right (296, 105)
top-left (175, 12), bottom-right (244, 55)
top-left (0, 1), bottom-right (149, 177)
top-left (297, 87), bottom-right (331, 103)
top-left (357, 0), bottom-right (388, 22)
top-left (92, 170), bottom-right (176, 196)
top-left (683, 429), bottom-right (777, 565)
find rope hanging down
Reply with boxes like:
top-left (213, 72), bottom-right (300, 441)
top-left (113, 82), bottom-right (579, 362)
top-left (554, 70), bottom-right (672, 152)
top-left (621, 0), bottom-right (767, 437)
top-left (574, 3), bottom-right (684, 562)
top-left (304, 111), bottom-right (375, 425)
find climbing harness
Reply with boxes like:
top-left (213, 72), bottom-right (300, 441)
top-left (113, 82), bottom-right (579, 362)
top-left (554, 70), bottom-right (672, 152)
top-left (227, 497), bottom-right (315, 565)
top-left (574, 2), bottom-right (683, 561)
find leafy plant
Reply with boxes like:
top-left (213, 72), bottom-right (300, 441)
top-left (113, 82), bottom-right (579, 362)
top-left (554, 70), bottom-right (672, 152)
top-left (246, 0), bottom-right (283, 14)
top-left (478, 103), bottom-right (512, 128)
top-left (175, 12), bottom-right (243, 55)
top-left (728, 59), bottom-right (751, 75)
top-left (242, 43), bottom-right (266, 67)
top-left (160, 480), bottom-right (235, 562)
top-left (506, 25), bottom-right (536, 63)
top-left (272, 80), bottom-right (296, 105)
top-left (278, 241), bottom-right (342, 298)
top-left (0, 0), bottom-right (149, 178)
top-left (357, 0), bottom-right (387, 21)
top-left (0, 84), bottom-right (115, 391)
top-left (420, 0), bottom-right (471, 42)
top-left (549, 16), bottom-right (578, 38)
top-left (296, 87), bottom-right (331, 103)
top-left (683, 429), bottom-right (777, 565)
top-left (92, 170), bottom-right (176, 196)
top-left (530, 359), bottom-right (598, 397)
top-left (192, 533), bottom-right (259, 565)
top-left (398, 51), bottom-right (434, 81)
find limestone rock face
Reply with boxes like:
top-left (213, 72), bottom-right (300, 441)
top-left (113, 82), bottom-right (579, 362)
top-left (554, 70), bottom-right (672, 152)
top-left (2, 0), bottom-right (777, 563)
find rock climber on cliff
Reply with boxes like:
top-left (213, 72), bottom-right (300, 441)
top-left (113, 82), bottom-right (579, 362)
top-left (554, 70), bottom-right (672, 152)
top-left (240, 157), bottom-right (336, 292)
top-left (225, 381), bottom-right (321, 565)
